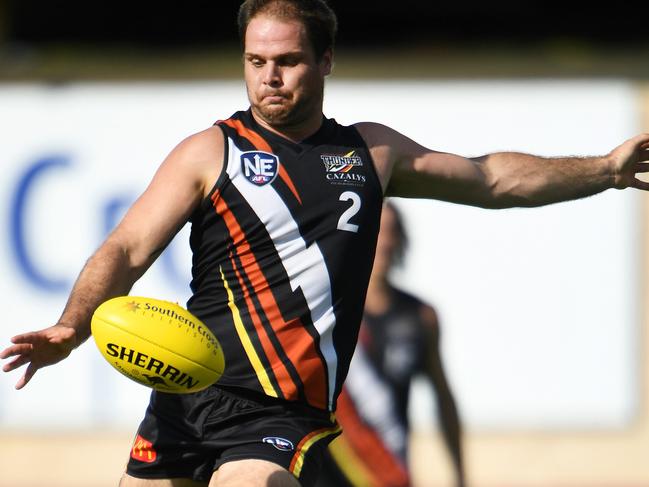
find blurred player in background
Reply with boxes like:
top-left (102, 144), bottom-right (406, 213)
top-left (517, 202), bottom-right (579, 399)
top-left (317, 201), bottom-right (464, 487)
top-left (2, 0), bottom-right (649, 486)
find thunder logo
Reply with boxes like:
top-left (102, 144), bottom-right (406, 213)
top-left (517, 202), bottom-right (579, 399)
top-left (320, 150), bottom-right (363, 173)
top-left (321, 151), bottom-right (366, 186)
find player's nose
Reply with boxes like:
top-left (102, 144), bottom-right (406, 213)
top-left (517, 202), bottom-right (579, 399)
top-left (262, 62), bottom-right (282, 87)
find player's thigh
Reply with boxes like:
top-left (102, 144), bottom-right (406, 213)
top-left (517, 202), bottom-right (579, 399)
top-left (209, 459), bottom-right (301, 487)
top-left (120, 473), bottom-right (207, 487)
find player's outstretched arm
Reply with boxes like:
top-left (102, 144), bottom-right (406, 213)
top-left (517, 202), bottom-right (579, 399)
top-left (0, 126), bottom-right (224, 389)
top-left (357, 123), bottom-right (649, 208)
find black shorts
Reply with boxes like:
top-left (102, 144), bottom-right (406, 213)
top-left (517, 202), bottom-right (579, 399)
top-left (126, 385), bottom-right (341, 486)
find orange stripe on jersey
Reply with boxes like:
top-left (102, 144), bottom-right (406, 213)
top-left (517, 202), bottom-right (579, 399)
top-left (289, 420), bottom-right (341, 478)
top-left (222, 118), bottom-right (272, 152)
top-left (212, 190), bottom-right (328, 409)
top-left (221, 118), bottom-right (303, 205)
top-left (227, 251), bottom-right (296, 399)
top-left (335, 389), bottom-right (410, 487)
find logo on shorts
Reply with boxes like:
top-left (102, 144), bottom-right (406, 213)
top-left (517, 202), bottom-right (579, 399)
top-left (131, 434), bottom-right (157, 463)
top-left (241, 151), bottom-right (279, 186)
top-left (262, 436), bottom-right (294, 452)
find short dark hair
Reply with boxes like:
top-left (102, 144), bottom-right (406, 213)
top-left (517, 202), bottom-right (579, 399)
top-left (238, 0), bottom-right (338, 60)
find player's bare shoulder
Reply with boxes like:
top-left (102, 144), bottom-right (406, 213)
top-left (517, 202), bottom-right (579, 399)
top-left (163, 125), bottom-right (225, 199)
top-left (354, 122), bottom-right (406, 192)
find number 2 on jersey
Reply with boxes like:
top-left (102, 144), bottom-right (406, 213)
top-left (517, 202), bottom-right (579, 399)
top-left (337, 191), bottom-right (361, 233)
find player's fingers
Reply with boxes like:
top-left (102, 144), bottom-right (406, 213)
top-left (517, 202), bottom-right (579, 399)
top-left (633, 162), bottom-right (649, 173)
top-left (15, 364), bottom-right (38, 390)
top-left (10, 332), bottom-right (40, 344)
top-left (632, 132), bottom-right (649, 145)
top-left (631, 178), bottom-right (649, 191)
top-left (623, 134), bottom-right (649, 154)
top-left (2, 354), bottom-right (32, 372)
top-left (0, 343), bottom-right (33, 359)
top-left (640, 148), bottom-right (649, 161)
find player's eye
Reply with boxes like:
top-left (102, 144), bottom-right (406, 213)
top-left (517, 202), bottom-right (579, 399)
top-left (280, 56), bottom-right (300, 67)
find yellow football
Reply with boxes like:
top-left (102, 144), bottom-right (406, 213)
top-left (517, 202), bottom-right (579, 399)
top-left (91, 296), bottom-right (225, 393)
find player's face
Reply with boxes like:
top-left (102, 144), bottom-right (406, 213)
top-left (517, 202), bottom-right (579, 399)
top-left (372, 206), bottom-right (400, 279)
top-left (243, 14), bottom-right (332, 132)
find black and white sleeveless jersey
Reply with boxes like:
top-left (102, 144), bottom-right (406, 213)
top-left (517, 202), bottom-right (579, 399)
top-left (186, 109), bottom-right (383, 411)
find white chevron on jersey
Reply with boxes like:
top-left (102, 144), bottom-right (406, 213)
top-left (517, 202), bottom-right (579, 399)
top-left (227, 139), bottom-right (339, 410)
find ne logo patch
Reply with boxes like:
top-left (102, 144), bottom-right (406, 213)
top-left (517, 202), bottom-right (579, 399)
top-left (241, 151), bottom-right (279, 186)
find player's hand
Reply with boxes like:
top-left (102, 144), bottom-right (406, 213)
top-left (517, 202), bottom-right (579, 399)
top-left (610, 132), bottom-right (649, 190)
top-left (0, 324), bottom-right (77, 389)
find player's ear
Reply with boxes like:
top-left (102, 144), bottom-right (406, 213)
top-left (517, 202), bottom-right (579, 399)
top-left (320, 48), bottom-right (333, 76)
